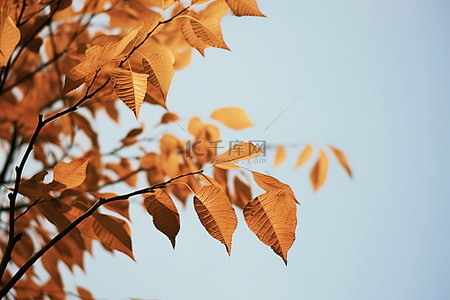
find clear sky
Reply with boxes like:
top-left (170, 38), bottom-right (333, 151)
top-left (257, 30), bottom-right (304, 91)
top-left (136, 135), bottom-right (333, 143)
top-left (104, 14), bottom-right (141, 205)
top-left (60, 1), bottom-right (450, 299)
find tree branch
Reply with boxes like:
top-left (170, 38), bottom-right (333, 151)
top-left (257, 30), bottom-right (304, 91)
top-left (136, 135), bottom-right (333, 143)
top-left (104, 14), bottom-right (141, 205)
top-left (0, 124), bottom-right (18, 184)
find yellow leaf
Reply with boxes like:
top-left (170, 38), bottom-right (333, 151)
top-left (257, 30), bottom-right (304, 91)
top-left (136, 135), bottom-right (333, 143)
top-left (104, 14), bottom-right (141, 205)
top-left (110, 68), bottom-right (148, 120)
top-left (144, 190), bottom-right (180, 248)
top-left (62, 60), bottom-right (98, 95)
top-left (251, 171), bottom-right (299, 204)
top-left (225, 0), bottom-right (265, 17)
top-left (187, 117), bottom-right (204, 138)
top-left (214, 142), bottom-right (263, 169)
top-left (0, 16), bottom-right (20, 66)
top-left (53, 158), bottom-right (90, 189)
top-left (193, 185), bottom-right (238, 255)
top-left (101, 26), bottom-right (141, 63)
top-left (329, 145), bottom-right (352, 177)
top-left (210, 107), bottom-right (253, 130)
top-left (273, 145), bottom-right (286, 168)
top-left (310, 149), bottom-right (329, 192)
top-left (243, 189), bottom-right (297, 265)
top-left (142, 54), bottom-right (174, 100)
top-left (180, 16), bottom-right (229, 55)
top-left (295, 144), bottom-right (313, 169)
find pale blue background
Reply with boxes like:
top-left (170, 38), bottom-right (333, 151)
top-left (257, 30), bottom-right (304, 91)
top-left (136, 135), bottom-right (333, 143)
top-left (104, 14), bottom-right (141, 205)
top-left (61, 1), bottom-right (450, 299)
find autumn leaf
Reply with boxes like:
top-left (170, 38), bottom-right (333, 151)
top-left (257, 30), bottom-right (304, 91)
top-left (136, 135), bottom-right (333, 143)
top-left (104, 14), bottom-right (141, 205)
top-left (329, 145), bottom-right (352, 177)
top-left (101, 26), bottom-right (141, 63)
top-left (193, 185), bottom-right (238, 255)
top-left (160, 112), bottom-right (179, 124)
top-left (0, 16), bottom-right (21, 66)
top-left (233, 175), bottom-right (251, 209)
top-left (144, 190), bottom-right (180, 248)
top-left (310, 149), bottom-right (329, 191)
top-left (210, 107), bottom-right (253, 130)
top-left (251, 171), bottom-right (299, 204)
top-left (273, 145), bottom-right (286, 168)
top-left (244, 189), bottom-right (297, 265)
top-left (225, 0), bottom-right (265, 17)
top-left (91, 213), bottom-right (134, 260)
top-left (142, 54), bottom-right (174, 100)
top-left (110, 68), bottom-right (148, 120)
top-left (53, 158), bottom-right (90, 189)
top-left (295, 144), bottom-right (313, 169)
top-left (214, 142), bottom-right (263, 169)
top-left (77, 286), bottom-right (95, 300)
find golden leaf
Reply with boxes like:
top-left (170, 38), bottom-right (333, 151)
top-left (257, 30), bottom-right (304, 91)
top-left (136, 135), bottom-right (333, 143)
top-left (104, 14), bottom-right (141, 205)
top-left (243, 189), bottom-right (297, 265)
top-left (225, 0), bottom-right (265, 17)
top-left (53, 158), bottom-right (90, 189)
top-left (310, 149), bottom-right (329, 191)
top-left (101, 26), bottom-right (141, 63)
top-left (232, 175), bottom-right (251, 209)
top-left (214, 142), bottom-right (263, 169)
top-left (210, 107), bottom-right (253, 130)
top-left (273, 145), bottom-right (286, 168)
top-left (251, 171), bottom-right (299, 204)
top-left (110, 68), bottom-right (148, 120)
top-left (0, 16), bottom-right (20, 66)
top-left (329, 145), bottom-right (352, 177)
top-left (62, 60), bottom-right (98, 95)
top-left (142, 54), bottom-right (174, 100)
top-left (144, 190), bottom-right (180, 248)
top-left (192, 0), bottom-right (211, 5)
top-left (295, 144), bottom-right (313, 169)
top-left (193, 185), bottom-right (238, 255)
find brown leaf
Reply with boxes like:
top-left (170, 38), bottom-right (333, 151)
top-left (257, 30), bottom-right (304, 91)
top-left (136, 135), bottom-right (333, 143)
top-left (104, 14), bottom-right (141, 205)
top-left (193, 185), bottom-right (237, 255)
top-left (210, 107), bottom-right (253, 130)
top-left (295, 144), bottom-right (313, 169)
top-left (160, 112), bottom-right (180, 124)
top-left (144, 190), bottom-right (180, 248)
top-left (233, 175), bottom-right (251, 209)
top-left (243, 190), bottom-right (297, 265)
top-left (77, 286), bottom-right (95, 300)
top-left (53, 157), bottom-right (90, 189)
top-left (273, 145), bottom-right (286, 168)
top-left (225, 0), bottom-right (265, 17)
top-left (329, 145), bottom-right (352, 177)
top-left (251, 171), bottom-right (299, 204)
top-left (0, 16), bottom-right (21, 66)
top-left (214, 142), bottom-right (263, 169)
top-left (310, 149), bottom-right (329, 191)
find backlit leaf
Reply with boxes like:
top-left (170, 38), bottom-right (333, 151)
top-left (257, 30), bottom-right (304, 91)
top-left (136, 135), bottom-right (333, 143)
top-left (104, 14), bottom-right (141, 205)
top-left (193, 185), bottom-right (238, 255)
top-left (310, 149), bottom-right (329, 191)
top-left (210, 107), bottom-right (253, 130)
top-left (0, 16), bottom-right (20, 66)
top-left (144, 190), bottom-right (180, 248)
top-left (53, 158), bottom-right (90, 189)
top-left (142, 54), bottom-right (174, 100)
top-left (295, 144), bottom-right (313, 169)
top-left (329, 145), bottom-right (352, 177)
top-left (214, 142), bottom-right (263, 169)
top-left (243, 189), bottom-right (297, 265)
top-left (225, 0), bottom-right (265, 17)
top-left (273, 145), bottom-right (286, 168)
top-left (251, 171), bottom-right (298, 204)
top-left (110, 68), bottom-right (148, 120)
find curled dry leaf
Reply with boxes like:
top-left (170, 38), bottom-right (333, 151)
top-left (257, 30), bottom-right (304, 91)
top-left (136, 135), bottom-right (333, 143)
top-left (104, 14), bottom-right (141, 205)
top-left (210, 107), bottom-right (253, 130)
top-left (110, 68), bottom-right (148, 121)
top-left (193, 185), bottom-right (238, 255)
top-left (310, 149), bottom-right (329, 192)
top-left (295, 144), bottom-right (313, 169)
top-left (329, 145), bottom-right (352, 177)
top-left (243, 189), bottom-right (297, 265)
top-left (225, 0), bottom-right (265, 17)
top-left (273, 145), bottom-right (286, 168)
top-left (214, 142), bottom-right (263, 169)
top-left (144, 190), bottom-right (180, 248)
top-left (53, 158), bottom-right (90, 189)
top-left (251, 171), bottom-right (299, 204)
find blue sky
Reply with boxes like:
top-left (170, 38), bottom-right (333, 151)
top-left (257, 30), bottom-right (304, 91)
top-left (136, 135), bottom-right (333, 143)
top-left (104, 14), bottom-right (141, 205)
top-left (60, 1), bottom-right (450, 299)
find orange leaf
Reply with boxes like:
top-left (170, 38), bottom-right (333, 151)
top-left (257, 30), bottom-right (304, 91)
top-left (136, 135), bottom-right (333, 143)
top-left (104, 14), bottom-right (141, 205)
top-left (233, 175), bottom-right (251, 209)
top-left (310, 149), bottom-right (329, 191)
top-left (0, 16), bottom-right (20, 66)
top-left (193, 185), bottom-right (238, 255)
top-left (53, 158), bottom-right (90, 189)
top-left (110, 68), bottom-right (148, 121)
top-left (214, 142), bottom-right (263, 169)
top-left (273, 145), bottom-right (286, 168)
top-left (142, 54), bottom-right (174, 100)
top-left (160, 112), bottom-right (179, 124)
top-left (295, 144), bottom-right (313, 169)
top-left (144, 190), bottom-right (180, 248)
top-left (91, 213), bottom-right (134, 260)
top-left (210, 107), bottom-right (253, 130)
top-left (225, 0), bottom-right (265, 17)
top-left (243, 190), bottom-right (297, 265)
top-left (329, 145), bottom-right (352, 177)
top-left (251, 171), bottom-right (299, 204)
top-left (77, 286), bottom-right (95, 300)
